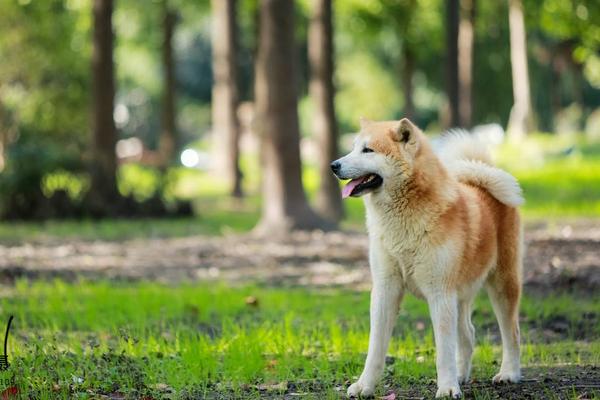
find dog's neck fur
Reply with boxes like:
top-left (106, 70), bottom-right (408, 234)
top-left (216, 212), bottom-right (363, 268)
top-left (366, 139), bottom-right (459, 225)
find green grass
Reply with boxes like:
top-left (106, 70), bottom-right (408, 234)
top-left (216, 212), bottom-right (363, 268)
top-left (495, 135), bottom-right (600, 218)
top-left (0, 281), bottom-right (598, 398)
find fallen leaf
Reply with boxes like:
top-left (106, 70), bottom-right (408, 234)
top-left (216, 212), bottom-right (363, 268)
top-left (380, 391), bottom-right (396, 400)
top-left (151, 383), bottom-right (175, 393)
top-left (257, 381), bottom-right (287, 392)
top-left (1, 386), bottom-right (19, 400)
top-left (245, 296), bottom-right (259, 307)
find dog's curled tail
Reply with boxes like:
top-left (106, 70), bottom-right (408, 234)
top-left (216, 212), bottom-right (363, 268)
top-left (438, 130), bottom-right (524, 207)
top-left (437, 129), bottom-right (494, 166)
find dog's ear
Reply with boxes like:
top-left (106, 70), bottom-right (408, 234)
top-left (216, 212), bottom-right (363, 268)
top-left (359, 116), bottom-right (372, 129)
top-left (392, 118), bottom-right (416, 144)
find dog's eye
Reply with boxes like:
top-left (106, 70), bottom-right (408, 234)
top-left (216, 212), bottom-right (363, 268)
top-left (362, 147), bottom-right (374, 153)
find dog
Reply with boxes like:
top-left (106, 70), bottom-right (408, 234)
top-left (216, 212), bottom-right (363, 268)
top-left (331, 118), bottom-right (523, 398)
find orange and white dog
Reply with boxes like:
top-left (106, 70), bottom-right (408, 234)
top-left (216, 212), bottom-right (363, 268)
top-left (331, 118), bottom-right (523, 398)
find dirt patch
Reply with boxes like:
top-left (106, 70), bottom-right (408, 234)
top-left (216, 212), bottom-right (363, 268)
top-left (390, 365), bottom-right (600, 400)
top-left (0, 222), bottom-right (598, 293)
top-left (375, 365), bottom-right (600, 400)
top-left (188, 365), bottom-right (600, 399)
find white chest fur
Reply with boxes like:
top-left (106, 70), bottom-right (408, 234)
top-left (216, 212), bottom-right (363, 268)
top-left (364, 197), bottom-right (445, 298)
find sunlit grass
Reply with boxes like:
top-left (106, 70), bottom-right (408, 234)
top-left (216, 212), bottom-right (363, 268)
top-left (495, 134), bottom-right (600, 218)
top-left (0, 281), bottom-right (598, 398)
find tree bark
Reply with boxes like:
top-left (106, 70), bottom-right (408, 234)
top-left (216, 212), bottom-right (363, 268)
top-left (507, 0), bottom-right (535, 139)
top-left (90, 0), bottom-right (118, 203)
top-left (159, 1), bottom-right (177, 170)
top-left (401, 45), bottom-right (415, 120)
top-left (458, 0), bottom-right (475, 128)
top-left (254, 0), bottom-right (329, 234)
top-left (0, 99), bottom-right (6, 172)
top-left (211, 0), bottom-right (243, 197)
top-left (309, 0), bottom-right (343, 224)
top-left (446, 0), bottom-right (460, 128)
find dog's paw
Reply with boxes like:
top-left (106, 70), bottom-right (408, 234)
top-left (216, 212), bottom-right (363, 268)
top-left (457, 374), bottom-right (470, 384)
top-left (492, 371), bottom-right (521, 383)
top-left (347, 381), bottom-right (375, 398)
top-left (435, 384), bottom-right (462, 398)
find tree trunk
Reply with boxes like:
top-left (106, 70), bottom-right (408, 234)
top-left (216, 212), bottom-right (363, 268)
top-left (401, 45), bottom-right (415, 120)
top-left (211, 0), bottom-right (243, 197)
top-left (159, 1), bottom-right (177, 170)
top-left (446, 0), bottom-right (460, 128)
top-left (507, 0), bottom-right (535, 139)
top-left (309, 0), bottom-right (343, 224)
top-left (254, 0), bottom-right (329, 234)
top-left (458, 0), bottom-right (475, 128)
top-left (0, 100), bottom-right (6, 172)
top-left (90, 0), bottom-right (118, 203)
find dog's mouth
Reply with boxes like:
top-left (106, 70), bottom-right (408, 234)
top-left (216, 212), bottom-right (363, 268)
top-left (342, 174), bottom-right (383, 198)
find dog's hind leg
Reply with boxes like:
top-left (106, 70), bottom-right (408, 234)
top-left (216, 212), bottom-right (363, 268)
top-left (486, 222), bottom-right (522, 383)
top-left (456, 298), bottom-right (475, 383)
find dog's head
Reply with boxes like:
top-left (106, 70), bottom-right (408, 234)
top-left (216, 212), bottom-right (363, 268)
top-left (331, 117), bottom-right (423, 198)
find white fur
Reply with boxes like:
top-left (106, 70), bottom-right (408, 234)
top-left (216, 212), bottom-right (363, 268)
top-left (436, 129), bottom-right (494, 166)
top-left (448, 160), bottom-right (524, 207)
top-left (349, 201), bottom-right (471, 399)
top-left (437, 131), bottom-right (524, 207)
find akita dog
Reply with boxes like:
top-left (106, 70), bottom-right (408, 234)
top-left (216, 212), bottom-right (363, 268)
top-left (331, 118), bottom-right (523, 398)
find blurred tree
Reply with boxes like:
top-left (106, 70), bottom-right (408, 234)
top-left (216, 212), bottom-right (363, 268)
top-left (309, 0), bottom-right (343, 223)
top-left (89, 0), bottom-right (119, 207)
top-left (254, 0), bottom-right (328, 233)
top-left (159, 0), bottom-right (178, 168)
top-left (211, 0), bottom-right (243, 198)
top-left (351, 0), bottom-right (420, 121)
top-left (0, 1), bottom-right (90, 144)
top-left (507, 0), bottom-right (535, 139)
top-left (446, 0), bottom-right (460, 128)
top-left (0, 1), bottom-right (90, 218)
top-left (525, 0), bottom-right (600, 130)
top-left (458, 0), bottom-right (475, 127)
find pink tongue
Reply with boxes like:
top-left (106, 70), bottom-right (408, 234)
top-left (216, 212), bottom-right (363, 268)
top-left (342, 176), bottom-right (367, 199)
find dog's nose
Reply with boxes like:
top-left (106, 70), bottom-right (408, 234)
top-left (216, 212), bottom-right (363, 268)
top-left (330, 161), bottom-right (341, 174)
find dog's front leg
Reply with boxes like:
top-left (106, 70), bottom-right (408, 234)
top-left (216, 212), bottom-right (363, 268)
top-left (428, 293), bottom-right (461, 398)
top-left (348, 249), bottom-right (402, 398)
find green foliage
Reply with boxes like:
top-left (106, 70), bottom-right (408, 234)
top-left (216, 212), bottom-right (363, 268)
top-left (531, 0), bottom-right (600, 67)
top-left (334, 0), bottom-right (445, 128)
top-left (0, 136), bottom-right (83, 219)
top-left (118, 164), bottom-right (163, 202)
top-left (0, 0), bottom-right (90, 142)
top-left (335, 52), bottom-right (402, 130)
top-left (41, 169), bottom-right (89, 200)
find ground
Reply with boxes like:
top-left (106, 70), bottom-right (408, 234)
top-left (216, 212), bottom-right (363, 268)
top-left (1, 220), bottom-right (599, 292)
top-left (0, 219), bottom-right (598, 399)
